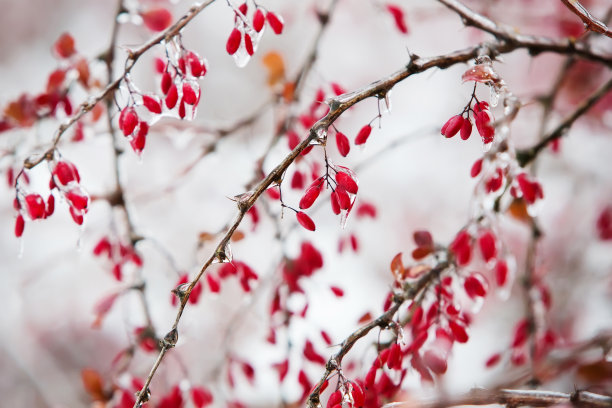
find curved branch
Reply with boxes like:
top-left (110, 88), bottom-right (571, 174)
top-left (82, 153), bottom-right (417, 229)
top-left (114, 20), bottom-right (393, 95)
top-left (24, 0), bottom-right (216, 170)
top-left (437, 0), bottom-right (612, 66)
top-left (384, 387), bottom-right (612, 408)
top-left (560, 0), bottom-right (612, 38)
top-left (517, 75), bottom-right (612, 166)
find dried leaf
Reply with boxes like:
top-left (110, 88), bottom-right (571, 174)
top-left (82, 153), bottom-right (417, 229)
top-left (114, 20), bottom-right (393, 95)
top-left (390, 252), bottom-right (404, 280)
top-left (262, 51), bottom-right (285, 86)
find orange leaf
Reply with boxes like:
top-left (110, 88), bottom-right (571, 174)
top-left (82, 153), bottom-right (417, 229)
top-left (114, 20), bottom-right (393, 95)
top-left (282, 81), bottom-right (295, 103)
top-left (81, 368), bottom-right (106, 402)
top-left (231, 230), bottom-right (245, 242)
top-left (390, 252), bottom-right (404, 280)
top-left (507, 198), bottom-right (530, 222)
top-left (262, 51), bottom-right (285, 86)
top-left (357, 312), bottom-right (373, 324)
top-left (198, 232), bottom-right (216, 242)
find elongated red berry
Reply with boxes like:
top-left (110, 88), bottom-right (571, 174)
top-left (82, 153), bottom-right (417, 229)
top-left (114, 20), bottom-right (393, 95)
top-left (460, 118), bottom-right (472, 140)
top-left (335, 171), bottom-right (358, 194)
top-left (53, 160), bottom-right (80, 186)
top-left (66, 190), bottom-right (89, 211)
top-left (478, 230), bottom-right (497, 262)
top-left (226, 28), bottom-right (242, 55)
top-left (441, 115), bottom-right (463, 138)
top-left (266, 11), bottom-right (284, 34)
top-left (245, 33), bottom-right (254, 56)
top-left (495, 259), bottom-right (509, 286)
top-left (335, 132), bottom-right (350, 157)
top-left (165, 84), bottom-right (178, 109)
top-left (142, 94), bottom-right (162, 114)
top-left (119, 107), bottom-right (138, 136)
top-left (448, 320), bottom-right (468, 343)
top-left (46, 194), bottom-right (55, 216)
top-left (475, 111), bottom-right (494, 143)
top-left (161, 71), bottom-right (173, 94)
top-left (15, 214), bottom-right (25, 237)
top-left (25, 194), bottom-right (46, 220)
top-left (296, 211), bottom-right (315, 231)
top-left (253, 9), bottom-right (265, 32)
top-left (470, 158), bottom-right (483, 178)
top-left (335, 187), bottom-right (351, 209)
top-left (355, 124), bottom-right (372, 145)
top-left (182, 83), bottom-right (198, 105)
top-left (464, 272), bottom-right (488, 298)
top-left (299, 182), bottom-right (322, 210)
top-left (386, 4), bottom-right (409, 34)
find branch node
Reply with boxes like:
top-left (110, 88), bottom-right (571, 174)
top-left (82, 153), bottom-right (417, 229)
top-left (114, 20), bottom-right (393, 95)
top-left (161, 328), bottom-right (178, 348)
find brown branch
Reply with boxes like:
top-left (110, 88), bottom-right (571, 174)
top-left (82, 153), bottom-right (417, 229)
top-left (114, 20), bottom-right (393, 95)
top-left (436, 0), bottom-right (612, 66)
top-left (516, 76), bottom-right (612, 167)
top-left (384, 387), bottom-right (612, 408)
top-left (560, 0), bottom-right (612, 38)
top-left (23, 0), bottom-right (216, 170)
top-left (133, 1), bottom-right (612, 401)
top-left (306, 264), bottom-right (447, 407)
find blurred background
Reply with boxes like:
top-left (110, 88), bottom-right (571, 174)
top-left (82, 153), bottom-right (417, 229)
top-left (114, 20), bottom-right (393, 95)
top-left (0, 0), bottom-right (611, 406)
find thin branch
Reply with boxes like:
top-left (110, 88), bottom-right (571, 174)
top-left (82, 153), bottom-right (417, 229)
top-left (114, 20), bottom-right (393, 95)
top-left (517, 76), bottom-right (612, 166)
top-left (133, 1), bottom-right (612, 403)
top-left (384, 387), bottom-right (612, 408)
top-left (23, 0), bottom-right (217, 170)
top-left (306, 264), bottom-right (447, 407)
top-left (436, 0), bottom-right (612, 66)
top-left (560, 0), bottom-right (612, 38)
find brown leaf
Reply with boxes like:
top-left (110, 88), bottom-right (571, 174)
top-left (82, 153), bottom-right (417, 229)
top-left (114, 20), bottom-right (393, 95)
top-left (576, 360), bottom-right (612, 384)
top-left (390, 252), bottom-right (404, 281)
top-left (231, 230), bottom-right (245, 242)
top-left (198, 231), bottom-right (216, 243)
top-left (508, 198), bottom-right (531, 222)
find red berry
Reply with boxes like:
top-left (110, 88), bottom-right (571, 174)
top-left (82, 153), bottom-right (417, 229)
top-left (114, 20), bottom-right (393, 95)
top-left (335, 132), bottom-right (350, 157)
top-left (141, 7), bottom-right (173, 32)
top-left (470, 158), bottom-right (483, 178)
top-left (226, 28), bottom-right (242, 55)
top-left (335, 171), bottom-right (358, 194)
top-left (355, 124), bottom-right (372, 145)
top-left (142, 94), bottom-right (162, 114)
top-left (441, 115), bottom-right (463, 138)
top-left (244, 33), bottom-right (254, 56)
top-left (266, 11), bottom-right (284, 35)
top-left (386, 4), bottom-right (409, 34)
top-left (165, 84), bottom-right (178, 109)
top-left (182, 83), bottom-right (198, 105)
top-left (296, 211), bottom-right (316, 231)
top-left (14, 214), bottom-right (25, 237)
top-left (253, 9), bottom-right (265, 32)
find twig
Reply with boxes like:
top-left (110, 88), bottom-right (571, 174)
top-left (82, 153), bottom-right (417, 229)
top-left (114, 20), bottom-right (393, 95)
top-left (436, 0), bottom-right (612, 66)
top-left (560, 0), bottom-right (612, 38)
top-left (516, 76), bottom-right (612, 167)
top-left (23, 0), bottom-right (217, 170)
top-left (306, 264), bottom-right (447, 407)
top-left (384, 387), bottom-right (612, 408)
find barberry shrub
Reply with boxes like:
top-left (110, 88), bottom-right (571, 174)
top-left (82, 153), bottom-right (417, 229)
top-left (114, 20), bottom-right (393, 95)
top-left (1, 0), bottom-right (611, 407)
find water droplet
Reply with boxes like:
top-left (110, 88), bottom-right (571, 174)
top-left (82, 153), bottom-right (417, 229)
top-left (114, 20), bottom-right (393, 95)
top-left (381, 90), bottom-right (393, 114)
top-left (17, 236), bottom-right (24, 259)
top-left (213, 242), bottom-right (233, 263)
top-left (489, 86), bottom-right (500, 107)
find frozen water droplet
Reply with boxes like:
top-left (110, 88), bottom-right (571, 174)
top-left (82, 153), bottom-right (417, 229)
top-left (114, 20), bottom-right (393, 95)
top-left (381, 90), bottom-right (393, 114)
top-left (213, 242), bottom-right (233, 264)
top-left (17, 236), bottom-right (24, 258)
top-left (489, 86), bottom-right (500, 107)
